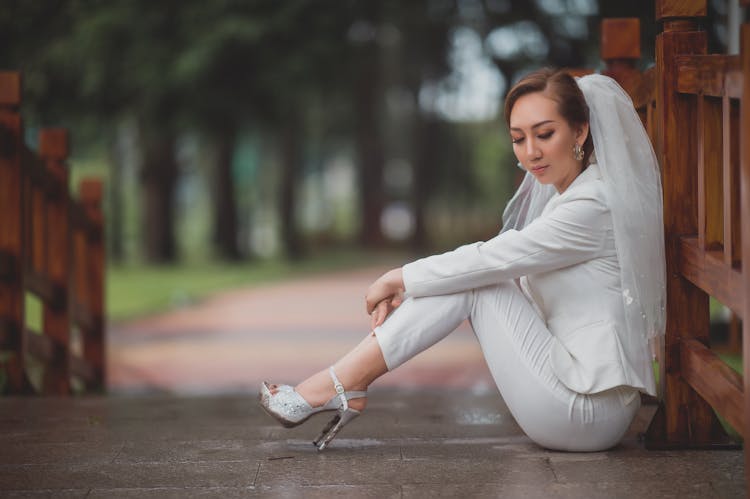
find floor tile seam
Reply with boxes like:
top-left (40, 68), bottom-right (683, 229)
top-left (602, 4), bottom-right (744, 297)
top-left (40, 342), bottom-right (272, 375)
top-left (544, 456), bottom-right (559, 483)
top-left (108, 443), bottom-right (125, 464)
top-left (252, 461), bottom-right (261, 486)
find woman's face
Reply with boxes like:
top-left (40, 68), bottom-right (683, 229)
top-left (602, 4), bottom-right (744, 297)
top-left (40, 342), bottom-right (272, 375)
top-left (509, 91), bottom-right (589, 193)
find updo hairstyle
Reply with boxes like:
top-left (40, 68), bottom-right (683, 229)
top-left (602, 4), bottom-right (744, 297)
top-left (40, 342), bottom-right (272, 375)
top-left (503, 68), bottom-right (594, 167)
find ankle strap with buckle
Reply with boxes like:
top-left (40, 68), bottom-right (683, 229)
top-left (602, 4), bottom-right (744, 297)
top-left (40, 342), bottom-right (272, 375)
top-left (328, 366), bottom-right (349, 411)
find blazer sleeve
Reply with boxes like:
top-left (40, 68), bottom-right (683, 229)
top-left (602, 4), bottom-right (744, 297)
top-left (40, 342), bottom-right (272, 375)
top-left (402, 191), bottom-right (611, 298)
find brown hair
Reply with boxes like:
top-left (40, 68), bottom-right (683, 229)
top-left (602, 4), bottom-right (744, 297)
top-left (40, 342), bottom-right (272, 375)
top-left (503, 68), bottom-right (594, 166)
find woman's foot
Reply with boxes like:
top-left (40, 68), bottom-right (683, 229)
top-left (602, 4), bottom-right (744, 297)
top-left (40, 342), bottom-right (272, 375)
top-left (266, 369), bottom-right (367, 412)
top-left (265, 333), bottom-right (388, 412)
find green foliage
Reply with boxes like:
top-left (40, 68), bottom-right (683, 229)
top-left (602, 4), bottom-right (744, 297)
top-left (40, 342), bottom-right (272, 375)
top-left (106, 249), bottom-right (403, 322)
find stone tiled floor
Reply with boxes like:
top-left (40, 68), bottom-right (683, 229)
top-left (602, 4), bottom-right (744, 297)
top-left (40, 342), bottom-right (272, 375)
top-left (0, 390), bottom-right (745, 498)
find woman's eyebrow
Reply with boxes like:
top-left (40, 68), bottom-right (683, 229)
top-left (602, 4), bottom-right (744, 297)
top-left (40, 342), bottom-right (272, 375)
top-left (509, 120), bottom-right (557, 132)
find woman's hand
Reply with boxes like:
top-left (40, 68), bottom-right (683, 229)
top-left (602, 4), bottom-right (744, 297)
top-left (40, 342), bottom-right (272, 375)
top-left (366, 268), bottom-right (405, 328)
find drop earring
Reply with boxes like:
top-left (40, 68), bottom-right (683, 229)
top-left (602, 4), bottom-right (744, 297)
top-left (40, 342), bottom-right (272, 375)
top-left (573, 143), bottom-right (584, 161)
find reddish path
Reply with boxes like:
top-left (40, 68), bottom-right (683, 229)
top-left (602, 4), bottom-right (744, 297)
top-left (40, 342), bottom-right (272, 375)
top-left (108, 266), bottom-right (494, 395)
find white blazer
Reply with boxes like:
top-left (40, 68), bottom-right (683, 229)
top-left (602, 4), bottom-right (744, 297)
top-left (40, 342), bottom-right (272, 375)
top-left (402, 164), bottom-right (656, 397)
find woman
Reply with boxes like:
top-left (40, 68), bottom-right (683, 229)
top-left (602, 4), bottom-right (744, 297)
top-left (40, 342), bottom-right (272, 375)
top-left (259, 69), bottom-right (666, 452)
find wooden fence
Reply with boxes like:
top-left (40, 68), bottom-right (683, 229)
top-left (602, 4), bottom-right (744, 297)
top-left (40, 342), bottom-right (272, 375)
top-left (592, 0), bottom-right (749, 483)
top-left (0, 71), bottom-right (105, 394)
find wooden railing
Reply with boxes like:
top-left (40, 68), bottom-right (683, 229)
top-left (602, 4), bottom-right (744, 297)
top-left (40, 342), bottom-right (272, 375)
top-left (593, 0), bottom-right (749, 479)
top-left (0, 71), bottom-right (105, 394)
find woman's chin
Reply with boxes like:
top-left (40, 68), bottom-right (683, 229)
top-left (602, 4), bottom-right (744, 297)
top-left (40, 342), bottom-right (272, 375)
top-left (532, 174), bottom-right (553, 184)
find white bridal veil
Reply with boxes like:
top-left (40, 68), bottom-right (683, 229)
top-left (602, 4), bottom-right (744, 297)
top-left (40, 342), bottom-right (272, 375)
top-left (501, 74), bottom-right (667, 348)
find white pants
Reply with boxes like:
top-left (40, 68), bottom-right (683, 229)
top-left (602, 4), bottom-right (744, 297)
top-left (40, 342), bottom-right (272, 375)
top-left (373, 281), bottom-right (640, 452)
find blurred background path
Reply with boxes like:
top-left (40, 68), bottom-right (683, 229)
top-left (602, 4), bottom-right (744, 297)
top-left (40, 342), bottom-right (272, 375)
top-left (108, 265), bottom-right (494, 396)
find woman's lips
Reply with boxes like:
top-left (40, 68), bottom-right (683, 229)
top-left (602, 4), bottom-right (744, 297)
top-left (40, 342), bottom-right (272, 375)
top-left (531, 164), bottom-right (548, 174)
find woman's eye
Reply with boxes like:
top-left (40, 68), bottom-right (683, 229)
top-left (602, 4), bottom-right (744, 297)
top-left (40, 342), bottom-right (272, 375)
top-left (538, 131), bottom-right (553, 139)
top-left (511, 137), bottom-right (524, 144)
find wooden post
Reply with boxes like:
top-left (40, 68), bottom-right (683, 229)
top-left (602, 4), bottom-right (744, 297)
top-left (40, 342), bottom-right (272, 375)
top-left (39, 129), bottom-right (71, 395)
top-left (601, 18), bottom-right (642, 98)
top-left (740, 19), bottom-right (750, 488)
top-left (79, 179), bottom-right (105, 391)
top-left (645, 0), bottom-right (733, 448)
top-left (0, 71), bottom-right (32, 394)
top-left (723, 97), bottom-right (741, 267)
top-left (697, 96), bottom-right (724, 252)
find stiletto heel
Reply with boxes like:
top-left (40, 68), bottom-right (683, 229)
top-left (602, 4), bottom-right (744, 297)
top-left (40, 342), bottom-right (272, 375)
top-left (316, 407), bottom-right (360, 451)
top-left (312, 414), bottom-right (340, 447)
top-left (258, 366), bottom-right (366, 450)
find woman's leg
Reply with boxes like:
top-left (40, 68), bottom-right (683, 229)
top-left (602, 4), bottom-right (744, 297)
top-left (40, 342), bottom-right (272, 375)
top-left (285, 289), bottom-right (473, 410)
top-left (292, 334), bottom-right (386, 411)
top-left (373, 282), bottom-right (640, 451)
top-left (283, 282), bottom-right (639, 451)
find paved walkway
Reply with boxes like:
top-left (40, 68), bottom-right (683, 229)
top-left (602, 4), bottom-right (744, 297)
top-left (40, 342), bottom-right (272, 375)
top-left (0, 391), bottom-right (744, 497)
top-left (4, 265), bottom-right (738, 497)
top-left (108, 265), bottom-right (494, 395)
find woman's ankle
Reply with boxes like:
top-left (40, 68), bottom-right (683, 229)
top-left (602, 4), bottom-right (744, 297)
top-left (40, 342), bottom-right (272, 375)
top-left (294, 369), bottom-right (368, 410)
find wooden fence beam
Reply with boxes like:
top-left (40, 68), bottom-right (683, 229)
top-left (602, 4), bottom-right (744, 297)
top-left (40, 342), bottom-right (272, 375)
top-left (739, 19), bottom-right (750, 487)
top-left (646, 1), bottom-right (734, 448)
top-left (39, 128), bottom-right (71, 395)
top-left (680, 339), bottom-right (744, 436)
top-left (77, 179), bottom-right (105, 390)
top-left (0, 71), bottom-right (31, 394)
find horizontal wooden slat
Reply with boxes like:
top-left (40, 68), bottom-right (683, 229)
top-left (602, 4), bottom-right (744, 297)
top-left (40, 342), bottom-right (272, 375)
top-left (676, 54), bottom-right (742, 98)
top-left (678, 237), bottom-right (744, 316)
top-left (25, 269), bottom-right (65, 308)
top-left (681, 338), bottom-right (744, 436)
top-left (72, 301), bottom-right (96, 332)
top-left (70, 355), bottom-right (96, 382)
top-left (25, 328), bottom-right (56, 363)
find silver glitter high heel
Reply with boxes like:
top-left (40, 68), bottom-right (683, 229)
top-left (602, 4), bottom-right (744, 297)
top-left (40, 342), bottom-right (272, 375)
top-left (258, 366), bottom-right (367, 451)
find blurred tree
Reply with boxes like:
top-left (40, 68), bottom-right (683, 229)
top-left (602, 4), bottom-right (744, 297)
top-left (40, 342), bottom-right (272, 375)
top-left (347, 2), bottom-right (387, 247)
top-left (4, 0), bottom-right (702, 263)
top-left (38, 0), bottom-right (186, 263)
top-left (390, 1), bottom-right (452, 250)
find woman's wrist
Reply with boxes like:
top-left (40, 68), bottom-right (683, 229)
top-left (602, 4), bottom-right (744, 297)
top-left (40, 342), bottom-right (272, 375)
top-left (388, 268), bottom-right (405, 293)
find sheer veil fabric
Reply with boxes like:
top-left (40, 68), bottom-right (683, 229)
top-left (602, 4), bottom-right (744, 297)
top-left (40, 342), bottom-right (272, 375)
top-left (500, 74), bottom-right (667, 393)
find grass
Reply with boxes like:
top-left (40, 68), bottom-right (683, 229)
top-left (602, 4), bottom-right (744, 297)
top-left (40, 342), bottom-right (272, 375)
top-left (106, 248), bottom-right (405, 322)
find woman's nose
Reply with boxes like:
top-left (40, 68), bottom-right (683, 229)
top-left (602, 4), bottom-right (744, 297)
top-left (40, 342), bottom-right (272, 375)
top-left (525, 138), bottom-right (540, 158)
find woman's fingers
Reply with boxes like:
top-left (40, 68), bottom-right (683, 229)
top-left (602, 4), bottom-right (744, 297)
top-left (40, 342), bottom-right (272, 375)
top-left (371, 300), bottom-right (390, 329)
top-left (365, 267), bottom-right (405, 314)
top-left (390, 289), bottom-right (404, 308)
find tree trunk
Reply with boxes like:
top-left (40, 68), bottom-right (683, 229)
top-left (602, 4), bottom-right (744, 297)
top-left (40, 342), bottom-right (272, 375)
top-left (107, 135), bottom-right (124, 263)
top-left (411, 112), bottom-right (437, 252)
top-left (280, 116), bottom-right (303, 260)
top-left (213, 130), bottom-right (241, 260)
top-left (355, 53), bottom-right (385, 247)
top-left (140, 131), bottom-right (179, 263)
